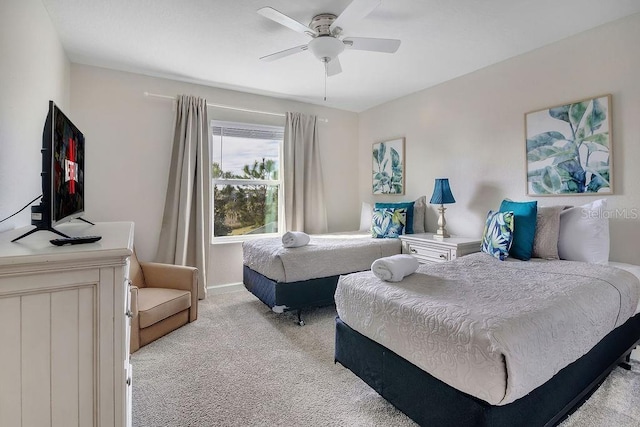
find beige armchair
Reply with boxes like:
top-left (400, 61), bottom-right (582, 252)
top-left (129, 250), bottom-right (198, 353)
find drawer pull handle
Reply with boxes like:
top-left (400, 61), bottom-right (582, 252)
top-left (410, 248), bottom-right (417, 254)
top-left (439, 254), bottom-right (447, 259)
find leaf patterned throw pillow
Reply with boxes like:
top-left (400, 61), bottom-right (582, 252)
top-left (374, 201), bottom-right (415, 233)
top-left (481, 210), bottom-right (515, 260)
top-left (371, 207), bottom-right (407, 238)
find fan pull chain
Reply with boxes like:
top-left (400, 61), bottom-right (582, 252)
top-left (323, 61), bottom-right (328, 101)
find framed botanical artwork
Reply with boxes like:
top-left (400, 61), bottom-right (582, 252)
top-left (525, 94), bottom-right (613, 196)
top-left (372, 138), bottom-right (405, 194)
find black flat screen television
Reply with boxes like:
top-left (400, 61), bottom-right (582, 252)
top-left (48, 100), bottom-right (85, 225)
top-left (12, 101), bottom-right (88, 242)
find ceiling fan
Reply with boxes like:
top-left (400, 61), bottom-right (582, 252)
top-left (257, 0), bottom-right (401, 77)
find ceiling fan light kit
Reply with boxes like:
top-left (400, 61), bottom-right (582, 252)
top-left (258, 0), bottom-right (401, 100)
top-left (308, 36), bottom-right (345, 63)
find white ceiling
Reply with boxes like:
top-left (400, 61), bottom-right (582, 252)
top-left (42, 0), bottom-right (640, 112)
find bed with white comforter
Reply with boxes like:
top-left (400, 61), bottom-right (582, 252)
top-left (335, 252), bottom-right (640, 406)
top-left (242, 232), bottom-right (402, 321)
top-left (243, 232), bottom-right (401, 282)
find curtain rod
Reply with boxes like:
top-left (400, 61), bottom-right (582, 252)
top-left (143, 92), bottom-right (328, 123)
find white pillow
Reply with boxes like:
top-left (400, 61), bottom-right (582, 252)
top-left (558, 199), bottom-right (609, 264)
top-left (359, 202), bottom-right (373, 231)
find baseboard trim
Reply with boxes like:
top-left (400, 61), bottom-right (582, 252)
top-left (207, 282), bottom-right (244, 295)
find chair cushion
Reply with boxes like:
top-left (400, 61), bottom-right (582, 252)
top-left (137, 288), bottom-right (191, 329)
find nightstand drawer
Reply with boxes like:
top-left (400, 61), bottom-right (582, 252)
top-left (405, 244), bottom-right (450, 262)
top-left (399, 233), bottom-right (481, 265)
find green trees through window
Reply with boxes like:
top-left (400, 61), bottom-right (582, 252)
top-left (211, 121), bottom-right (282, 238)
top-left (213, 160), bottom-right (279, 237)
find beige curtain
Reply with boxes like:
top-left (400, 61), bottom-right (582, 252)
top-left (283, 112), bottom-right (328, 234)
top-left (156, 95), bottom-right (210, 299)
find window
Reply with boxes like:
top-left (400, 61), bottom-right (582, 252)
top-left (211, 120), bottom-right (283, 239)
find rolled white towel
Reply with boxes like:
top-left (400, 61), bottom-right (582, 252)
top-left (371, 254), bottom-right (420, 282)
top-left (282, 231), bottom-right (310, 248)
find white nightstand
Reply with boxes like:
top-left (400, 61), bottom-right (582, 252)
top-left (399, 233), bottom-right (481, 264)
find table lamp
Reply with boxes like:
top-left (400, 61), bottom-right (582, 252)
top-left (430, 178), bottom-right (455, 239)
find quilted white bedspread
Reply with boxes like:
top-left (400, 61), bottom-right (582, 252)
top-left (335, 252), bottom-right (640, 405)
top-left (242, 233), bottom-right (401, 282)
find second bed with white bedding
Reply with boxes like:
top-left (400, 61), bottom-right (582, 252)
top-left (243, 232), bottom-right (401, 283)
top-left (335, 252), bottom-right (640, 405)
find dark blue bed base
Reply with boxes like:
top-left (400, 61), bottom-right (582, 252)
top-left (243, 265), bottom-right (341, 323)
top-left (335, 314), bottom-right (640, 427)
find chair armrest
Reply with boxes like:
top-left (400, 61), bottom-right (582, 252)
top-left (139, 262), bottom-right (198, 293)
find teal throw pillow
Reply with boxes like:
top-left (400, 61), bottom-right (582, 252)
top-left (482, 211), bottom-right (515, 260)
top-left (371, 207), bottom-right (407, 238)
top-left (374, 201), bottom-right (415, 233)
top-left (499, 199), bottom-right (538, 261)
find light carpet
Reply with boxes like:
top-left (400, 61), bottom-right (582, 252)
top-left (132, 290), bottom-right (640, 427)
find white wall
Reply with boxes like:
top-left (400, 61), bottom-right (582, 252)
top-left (69, 64), bottom-right (359, 287)
top-left (0, 0), bottom-right (70, 232)
top-left (359, 13), bottom-right (640, 265)
top-left (8, 1), bottom-right (635, 286)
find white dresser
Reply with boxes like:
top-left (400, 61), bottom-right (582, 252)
top-left (0, 221), bottom-right (134, 427)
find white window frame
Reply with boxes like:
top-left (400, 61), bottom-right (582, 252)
top-left (210, 120), bottom-right (284, 243)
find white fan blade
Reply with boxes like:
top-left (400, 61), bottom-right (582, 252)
top-left (330, 0), bottom-right (381, 33)
top-left (260, 45), bottom-right (308, 62)
top-left (343, 37), bottom-right (400, 53)
top-left (326, 57), bottom-right (342, 76)
top-left (258, 7), bottom-right (315, 37)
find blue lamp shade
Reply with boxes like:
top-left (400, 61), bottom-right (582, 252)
top-left (430, 178), bottom-right (456, 205)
